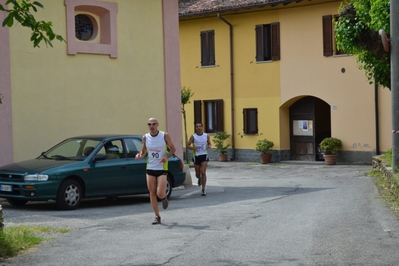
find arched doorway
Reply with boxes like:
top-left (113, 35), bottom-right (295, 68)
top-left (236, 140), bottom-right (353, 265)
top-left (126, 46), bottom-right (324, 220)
top-left (290, 96), bottom-right (330, 161)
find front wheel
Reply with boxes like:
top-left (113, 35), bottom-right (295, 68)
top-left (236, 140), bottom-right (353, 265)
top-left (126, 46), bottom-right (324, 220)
top-left (56, 179), bottom-right (82, 210)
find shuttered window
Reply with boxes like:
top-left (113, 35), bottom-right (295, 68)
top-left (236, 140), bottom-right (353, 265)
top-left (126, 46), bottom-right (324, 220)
top-left (200, 30), bottom-right (215, 66)
top-left (322, 15), bottom-right (333, 57)
top-left (243, 108), bottom-right (258, 135)
top-left (204, 100), bottom-right (224, 133)
top-left (323, 15), bottom-right (347, 57)
top-left (255, 22), bottom-right (280, 62)
top-left (193, 100), bottom-right (202, 131)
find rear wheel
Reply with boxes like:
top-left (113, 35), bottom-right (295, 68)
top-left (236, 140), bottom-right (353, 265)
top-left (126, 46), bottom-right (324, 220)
top-left (7, 198), bottom-right (28, 206)
top-left (56, 179), bottom-right (82, 210)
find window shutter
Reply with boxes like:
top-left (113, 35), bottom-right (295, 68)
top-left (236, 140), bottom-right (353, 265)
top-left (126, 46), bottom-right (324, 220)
top-left (209, 31), bottom-right (215, 65)
top-left (194, 100), bottom-right (202, 126)
top-left (200, 32), bottom-right (208, 66)
top-left (243, 109), bottom-right (248, 134)
top-left (216, 100), bottom-right (224, 131)
top-left (271, 22), bottom-right (280, 61)
top-left (322, 15), bottom-right (333, 57)
top-left (255, 25), bottom-right (264, 61)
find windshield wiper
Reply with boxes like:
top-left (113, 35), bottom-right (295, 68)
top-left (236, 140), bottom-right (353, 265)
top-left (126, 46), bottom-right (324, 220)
top-left (39, 152), bottom-right (49, 159)
top-left (52, 155), bottom-right (72, 160)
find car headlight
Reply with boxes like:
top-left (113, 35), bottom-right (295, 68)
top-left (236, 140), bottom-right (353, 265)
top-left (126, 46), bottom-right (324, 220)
top-left (24, 174), bottom-right (49, 181)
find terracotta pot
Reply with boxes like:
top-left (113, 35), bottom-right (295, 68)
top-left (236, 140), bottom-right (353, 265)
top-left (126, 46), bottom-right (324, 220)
top-left (260, 153), bottom-right (272, 164)
top-left (219, 153), bottom-right (228, 162)
top-left (323, 154), bottom-right (337, 165)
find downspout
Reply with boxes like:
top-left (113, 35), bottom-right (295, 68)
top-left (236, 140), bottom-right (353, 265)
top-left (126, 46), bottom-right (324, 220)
top-left (375, 81), bottom-right (380, 155)
top-left (217, 12), bottom-right (236, 160)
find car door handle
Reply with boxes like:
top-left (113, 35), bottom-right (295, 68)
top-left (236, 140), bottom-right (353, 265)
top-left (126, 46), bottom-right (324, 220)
top-left (120, 166), bottom-right (127, 169)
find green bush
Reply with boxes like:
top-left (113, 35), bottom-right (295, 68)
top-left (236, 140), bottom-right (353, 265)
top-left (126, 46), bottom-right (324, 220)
top-left (255, 139), bottom-right (274, 154)
top-left (212, 131), bottom-right (231, 154)
top-left (319, 137), bottom-right (342, 154)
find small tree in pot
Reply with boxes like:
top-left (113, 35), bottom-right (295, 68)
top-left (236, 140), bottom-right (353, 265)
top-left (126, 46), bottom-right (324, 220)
top-left (255, 138), bottom-right (274, 164)
top-left (319, 137), bottom-right (342, 165)
top-left (212, 131), bottom-right (231, 162)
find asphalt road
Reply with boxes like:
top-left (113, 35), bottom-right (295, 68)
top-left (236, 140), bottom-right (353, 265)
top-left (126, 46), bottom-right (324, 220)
top-left (1, 161), bottom-right (399, 266)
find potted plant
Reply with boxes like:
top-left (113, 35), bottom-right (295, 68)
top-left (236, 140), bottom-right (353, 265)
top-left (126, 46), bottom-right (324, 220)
top-left (212, 131), bottom-right (231, 162)
top-left (255, 138), bottom-right (274, 164)
top-left (319, 137), bottom-right (342, 165)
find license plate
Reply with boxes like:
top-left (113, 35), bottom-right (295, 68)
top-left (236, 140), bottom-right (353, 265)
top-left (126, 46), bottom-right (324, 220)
top-left (0, 185), bottom-right (12, 192)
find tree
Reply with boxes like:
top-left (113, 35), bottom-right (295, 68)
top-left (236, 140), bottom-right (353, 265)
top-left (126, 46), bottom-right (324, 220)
top-left (0, 0), bottom-right (64, 48)
top-left (334, 0), bottom-right (390, 89)
top-left (181, 86), bottom-right (194, 164)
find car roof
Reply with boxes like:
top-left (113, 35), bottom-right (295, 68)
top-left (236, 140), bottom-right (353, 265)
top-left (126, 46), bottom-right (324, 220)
top-left (70, 134), bottom-right (142, 141)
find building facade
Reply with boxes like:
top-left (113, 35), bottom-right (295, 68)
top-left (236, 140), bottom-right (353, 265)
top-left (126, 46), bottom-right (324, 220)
top-left (0, 0), bottom-right (183, 166)
top-left (179, 0), bottom-right (392, 163)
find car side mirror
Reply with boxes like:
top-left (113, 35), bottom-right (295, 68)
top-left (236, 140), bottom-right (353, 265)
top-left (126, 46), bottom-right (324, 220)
top-left (93, 154), bottom-right (106, 162)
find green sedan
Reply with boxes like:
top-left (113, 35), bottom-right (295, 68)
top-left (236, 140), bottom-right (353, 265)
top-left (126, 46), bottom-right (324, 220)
top-left (0, 135), bottom-right (186, 210)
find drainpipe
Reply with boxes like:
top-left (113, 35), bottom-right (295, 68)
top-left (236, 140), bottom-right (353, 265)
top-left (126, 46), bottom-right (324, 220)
top-left (217, 12), bottom-right (236, 160)
top-left (375, 81), bottom-right (380, 155)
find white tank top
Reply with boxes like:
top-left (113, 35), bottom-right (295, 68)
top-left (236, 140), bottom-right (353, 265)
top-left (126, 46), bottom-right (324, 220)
top-left (192, 133), bottom-right (208, 156)
top-left (145, 131), bottom-right (168, 170)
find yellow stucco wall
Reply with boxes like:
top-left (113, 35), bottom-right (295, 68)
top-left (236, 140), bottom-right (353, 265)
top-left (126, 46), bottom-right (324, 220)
top-left (180, 1), bottom-right (392, 158)
top-left (279, 2), bottom-right (390, 153)
top-left (180, 12), bottom-right (282, 151)
top-left (7, 0), bottom-right (177, 161)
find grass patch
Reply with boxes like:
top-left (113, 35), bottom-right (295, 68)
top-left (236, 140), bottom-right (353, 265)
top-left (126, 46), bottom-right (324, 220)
top-left (369, 149), bottom-right (399, 217)
top-left (0, 225), bottom-right (70, 258)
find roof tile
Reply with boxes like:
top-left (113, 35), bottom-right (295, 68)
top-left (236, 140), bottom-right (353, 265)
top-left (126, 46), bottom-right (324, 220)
top-left (179, 0), bottom-right (293, 16)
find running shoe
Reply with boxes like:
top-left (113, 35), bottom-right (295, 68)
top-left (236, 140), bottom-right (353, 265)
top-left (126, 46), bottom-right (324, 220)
top-left (152, 216), bottom-right (161, 225)
top-left (162, 197), bottom-right (169, 209)
top-left (201, 189), bottom-right (206, 196)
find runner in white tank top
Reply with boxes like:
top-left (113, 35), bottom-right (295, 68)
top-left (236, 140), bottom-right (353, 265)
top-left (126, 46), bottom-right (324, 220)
top-left (187, 122), bottom-right (211, 196)
top-left (135, 117), bottom-right (176, 225)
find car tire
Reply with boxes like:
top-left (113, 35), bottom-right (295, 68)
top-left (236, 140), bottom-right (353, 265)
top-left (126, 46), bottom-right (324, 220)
top-left (7, 198), bottom-right (28, 206)
top-left (56, 179), bottom-right (82, 210)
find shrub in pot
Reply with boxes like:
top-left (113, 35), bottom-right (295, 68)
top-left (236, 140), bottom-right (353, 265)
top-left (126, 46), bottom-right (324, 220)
top-left (255, 138), bottom-right (274, 163)
top-left (319, 137), bottom-right (342, 165)
top-left (212, 131), bottom-right (231, 161)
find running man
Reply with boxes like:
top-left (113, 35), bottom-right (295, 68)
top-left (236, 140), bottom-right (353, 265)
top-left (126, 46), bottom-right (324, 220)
top-left (135, 117), bottom-right (176, 224)
top-left (187, 122), bottom-right (211, 196)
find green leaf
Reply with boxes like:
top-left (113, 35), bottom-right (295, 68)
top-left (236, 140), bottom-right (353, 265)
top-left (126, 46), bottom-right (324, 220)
top-left (33, 1), bottom-right (44, 9)
top-left (3, 15), bottom-right (14, 27)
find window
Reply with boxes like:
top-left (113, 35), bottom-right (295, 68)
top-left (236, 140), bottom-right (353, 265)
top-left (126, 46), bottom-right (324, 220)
top-left (243, 108), bottom-right (258, 135)
top-left (322, 15), bottom-right (346, 56)
top-left (65, 0), bottom-right (118, 58)
top-left (255, 23), bottom-right (280, 62)
top-left (200, 30), bottom-right (215, 66)
top-left (194, 99), bottom-right (224, 133)
top-left (75, 14), bottom-right (96, 41)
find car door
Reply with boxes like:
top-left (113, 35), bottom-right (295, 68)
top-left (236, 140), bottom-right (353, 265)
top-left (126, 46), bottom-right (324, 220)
top-left (85, 139), bottom-right (129, 196)
top-left (123, 138), bottom-right (148, 193)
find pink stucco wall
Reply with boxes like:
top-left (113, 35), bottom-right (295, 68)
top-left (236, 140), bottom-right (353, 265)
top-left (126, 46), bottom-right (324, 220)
top-left (0, 0), bottom-right (14, 166)
top-left (163, 0), bottom-right (183, 159)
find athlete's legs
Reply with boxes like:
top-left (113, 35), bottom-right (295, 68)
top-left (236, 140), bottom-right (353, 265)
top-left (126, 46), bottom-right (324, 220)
top-left (157, 174), bottom-right (167, 199)
top-left (146, 174), bottom-right (160, 217)
top-left (194, 163), bottom-right (201, 182)
top-left (200, 161), bottom-right (208, 190)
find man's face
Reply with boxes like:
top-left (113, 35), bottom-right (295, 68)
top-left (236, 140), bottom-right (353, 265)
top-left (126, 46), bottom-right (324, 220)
top-left (147, 120), bottom-right (158, 129)
top-left (195, 124), bottom-right (203, 133)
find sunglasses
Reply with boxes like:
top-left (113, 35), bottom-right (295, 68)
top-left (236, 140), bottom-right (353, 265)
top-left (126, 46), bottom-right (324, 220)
top-left (147, 122), bottom-right (157, 126)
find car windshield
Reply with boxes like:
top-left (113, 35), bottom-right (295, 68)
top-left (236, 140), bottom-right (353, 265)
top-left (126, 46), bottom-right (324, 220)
top-left (41, 138), bottom-right (102, 161)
